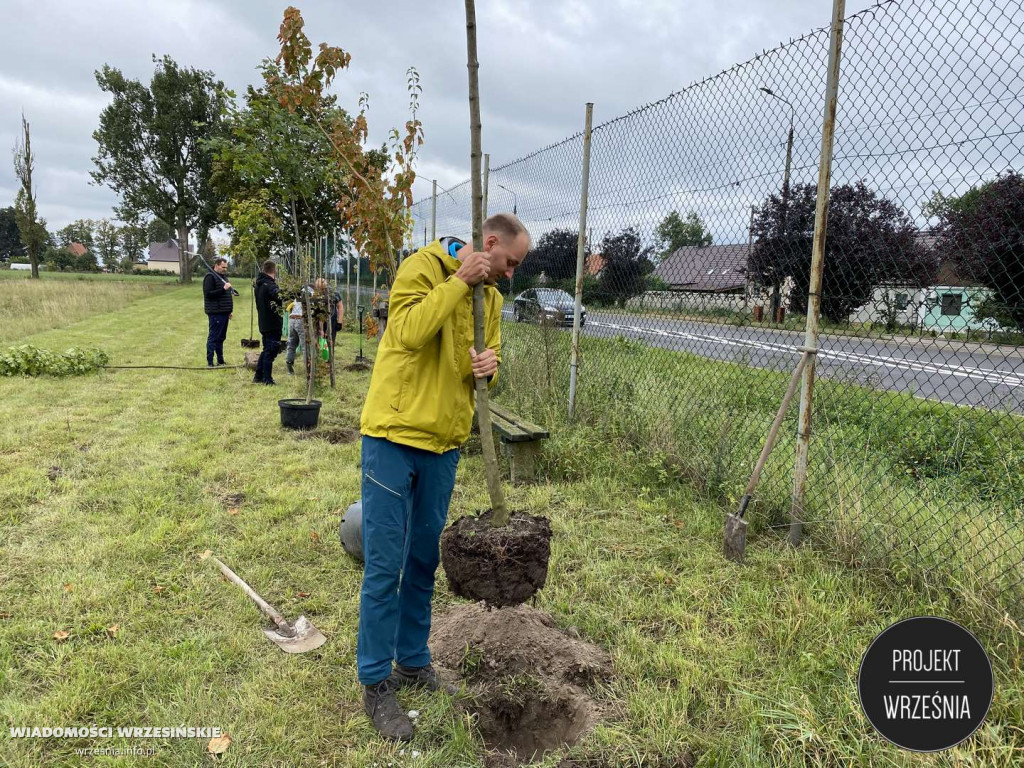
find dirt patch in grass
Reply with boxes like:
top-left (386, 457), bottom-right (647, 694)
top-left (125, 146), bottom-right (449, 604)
top-left (441, 510), bottom-right (551, 607)
top-left (296, 427), bottom-right (360, 445)
top-left (432, 603), bottom-right (612, 765)
top-left (211, 489), bottom-right (245, 508)
top-left (343, 360), bottom-right (373, 372)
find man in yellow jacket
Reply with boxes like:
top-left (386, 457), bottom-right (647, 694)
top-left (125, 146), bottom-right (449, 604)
top-left (358, 213), bottom-right (530, 741)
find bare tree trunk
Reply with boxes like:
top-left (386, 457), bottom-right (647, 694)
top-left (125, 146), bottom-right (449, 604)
top-left (176, 220), bottom-right (191, 283)
top-left (465, 0), bottom-right (507, 524)
top-left (304, 291), bottom-right (317, 404)
top-left (290, 198), bottom-right (302, 259)
top-left (328, 322), bottom-right (336, 389)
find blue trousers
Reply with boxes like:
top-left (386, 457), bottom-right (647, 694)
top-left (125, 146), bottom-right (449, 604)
top-left (357, 436), bottom-right (460, 685)
top-left (206, 314), bottom-right (229, 364)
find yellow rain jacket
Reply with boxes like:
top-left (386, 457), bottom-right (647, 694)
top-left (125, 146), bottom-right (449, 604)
top-left (360, 239), bottom-right (502, 453)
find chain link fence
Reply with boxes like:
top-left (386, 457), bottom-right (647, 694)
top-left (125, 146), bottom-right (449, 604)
top-left (410, 0), bottom-right (1024, 620)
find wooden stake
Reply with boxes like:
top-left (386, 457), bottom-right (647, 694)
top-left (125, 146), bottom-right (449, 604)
top-left (465, 0), bottom-right (507, 524)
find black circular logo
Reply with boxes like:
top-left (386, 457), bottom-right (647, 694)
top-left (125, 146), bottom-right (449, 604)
top-left (858, 616), bottom-right (993, 752)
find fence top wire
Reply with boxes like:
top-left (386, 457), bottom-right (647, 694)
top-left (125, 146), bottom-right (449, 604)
top-left (411, 0), bottom-right (904, 205)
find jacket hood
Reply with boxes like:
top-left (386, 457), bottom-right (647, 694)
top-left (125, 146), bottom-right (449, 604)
top-left (255, 271), bottom-right (276, 285)
top-left (423, 239), bottom-right (462, 274)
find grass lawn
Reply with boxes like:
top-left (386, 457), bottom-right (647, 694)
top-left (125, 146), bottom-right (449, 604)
top-left (0, 270), bottom-right (180, 283)
top-left (0, 274), bottom-right (177, 345)
top-left (1, 284), bottom-right (1022, 767)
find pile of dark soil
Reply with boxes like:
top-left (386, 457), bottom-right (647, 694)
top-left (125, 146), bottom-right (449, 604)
top-left (441, 510), bottom-right (551, 607)
top-left (431, 603), bottom-right (613, 765)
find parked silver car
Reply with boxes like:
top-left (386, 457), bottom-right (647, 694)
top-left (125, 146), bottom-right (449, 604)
top-left (511, 288), bottom-right (585, 328)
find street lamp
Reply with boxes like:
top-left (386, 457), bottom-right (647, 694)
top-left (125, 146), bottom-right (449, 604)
top-left (759, 86), bottom-right (795, 196)
top-left (494, 182), bottom-right (517, 215)
top-left (759, 86), bottom-right (796, 322)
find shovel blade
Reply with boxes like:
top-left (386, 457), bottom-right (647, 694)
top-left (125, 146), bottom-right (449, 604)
top-left (263, 616), bottom-right (327, 654)
top-left (724, 514), bottom-right (747, 563)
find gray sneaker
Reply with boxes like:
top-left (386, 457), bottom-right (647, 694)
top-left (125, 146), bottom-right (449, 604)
top-left (390, 663), bottom-right (458, 695)
top-left (363, 679), bottom-right (413, 742)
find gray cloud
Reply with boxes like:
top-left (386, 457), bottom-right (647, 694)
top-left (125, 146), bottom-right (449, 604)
top-left (2, 0), bottom-right (877, 231)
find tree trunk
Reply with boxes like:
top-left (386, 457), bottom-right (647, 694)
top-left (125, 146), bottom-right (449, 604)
top-left (304, 291), bottom-right (317, 405)
top-left (465, 0), bottom-right (507, 525)
top-left (328, 321), bottom-right (336, 389)
top-left (290, 197), bottom-right (303, 263)
top-left (177, 221), bottom-right (191, 283)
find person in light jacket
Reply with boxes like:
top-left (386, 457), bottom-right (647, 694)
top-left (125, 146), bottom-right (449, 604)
top-left (356, 213), bottom-right (530, 741)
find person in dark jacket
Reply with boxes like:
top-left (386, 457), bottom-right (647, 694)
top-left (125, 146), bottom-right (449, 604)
top-left (253, 260), bottom-right (283, 385)
top-left (203, 257), bottom-right (233, 366)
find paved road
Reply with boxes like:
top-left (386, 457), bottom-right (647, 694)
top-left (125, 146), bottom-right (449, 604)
top-left (502, 309), bottom-right (1024, 412)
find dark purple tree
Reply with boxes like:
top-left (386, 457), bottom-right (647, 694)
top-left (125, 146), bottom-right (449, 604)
top-left (749, 181), bottom-right (935, 323)
top-left (598, 227), bottom-right (655, 308)
top-left (934, 171), bottom-right (1024, 331)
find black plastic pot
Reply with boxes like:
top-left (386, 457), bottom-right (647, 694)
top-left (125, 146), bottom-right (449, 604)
top-left (278, 399), bottom-right (322, 430)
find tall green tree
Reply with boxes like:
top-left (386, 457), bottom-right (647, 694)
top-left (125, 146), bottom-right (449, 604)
top-left (516, 228), bottom-right (583, 284)
top-left (146, 217), bottom-right (174, 243)
top-left (0, 206), bottom-right (22, 261)
top-left (56, 219), bottom-right (95, 251)
top-left (92, 55), bottom-right (228, 282)
top-left (117, 211), bottom-right (149, 271)
top-left (13, 113), bottom-right (46, 278)
top-left (655, 210), bottom-right (712, 258)
top-left (208, 67), bottom-right (346, 262)
top-left (93, 219), bottom-right (121, 270)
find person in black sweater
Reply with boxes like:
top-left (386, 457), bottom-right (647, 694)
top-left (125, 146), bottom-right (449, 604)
top-left (203, 257), bottom-right (234, 366)
top-left (253, 260), bottom-right (284, 385)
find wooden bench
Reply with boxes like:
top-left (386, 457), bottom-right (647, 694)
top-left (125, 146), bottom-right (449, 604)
top-left (487, 403), bottom-right (550, 483)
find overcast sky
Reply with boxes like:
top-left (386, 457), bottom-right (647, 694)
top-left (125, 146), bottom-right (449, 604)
top-left (1, 0), bottom-right (880, 234)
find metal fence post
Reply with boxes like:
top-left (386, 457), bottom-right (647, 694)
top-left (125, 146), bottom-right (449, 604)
top-left (790, 0), bottom-right (846, 547)
top-left (569, 102), bottom-right (595, 421)
top-left (431, 179), bottom-right (438, 241)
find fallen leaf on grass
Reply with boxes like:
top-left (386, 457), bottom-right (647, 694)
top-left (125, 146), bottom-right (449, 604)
top-left (227, 507), bottom-right (239, 516)
top-left (309, 531), bottom-right (320, 543)
top-left (62, 583), bottom-right (73, 592)
top-left (0, 612), bottom-right (12, 620)
top-left (199, 549), bottom-right (213, 560)
top-left (106, 623), bottom-right (120, 637)
top-left (53, 630), bottom-right (70, 642)
top-left (296, 592), bottom-right (310, 598)
top-left (207, 734), bottom-right (232, 755)
top-left (152, 586), bottom-right (164, 594)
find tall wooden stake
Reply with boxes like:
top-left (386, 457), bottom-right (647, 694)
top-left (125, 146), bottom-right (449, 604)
top-left (465, 0), bottom-right (507, 524)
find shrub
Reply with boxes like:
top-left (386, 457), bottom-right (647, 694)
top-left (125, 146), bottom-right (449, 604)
top-left (0, 345), bottom-right (109, 377)
top-left (131, 268), bottom-right (179, 277)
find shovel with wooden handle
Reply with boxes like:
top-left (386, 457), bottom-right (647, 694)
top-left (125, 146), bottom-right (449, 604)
top-left (200, 551), bottom-right (326, 654)
top-left (724, 346), bottom-right (817, 562)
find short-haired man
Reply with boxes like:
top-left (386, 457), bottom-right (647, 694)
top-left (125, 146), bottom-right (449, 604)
top-left (253, 260), bottom-right (283, 385)
top-left (357, 213), bottom-right (530, 741)
top-left (203, 257), bottom-right (233, 367)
